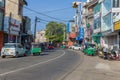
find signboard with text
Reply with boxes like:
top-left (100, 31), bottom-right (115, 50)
top-left (4, 17), bottom-right (20, 35)
top-left (114, 20), bottom-right (120, 31)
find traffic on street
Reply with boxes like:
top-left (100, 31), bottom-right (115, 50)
top-left (0, 0), bottom-right (120, 80)
top-left (0, 49), bottom-right (81, 80)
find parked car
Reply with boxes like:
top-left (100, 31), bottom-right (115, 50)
top-left (72, 44), bottom-right (81, 50)
top-left (31, 43), bottom-right (42, 56)
top-left (1, 43), bottom-right (26, 58)
top-left (68, 46), bottom-right (74, 49)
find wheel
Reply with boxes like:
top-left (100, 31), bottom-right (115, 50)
top-left (24, 53), bottom-right (27, 56)
top-left (15, 52), bottom-right (19, 58)
top-left (92, 54), bottom-right (94, 56)
top-left (33, 53), bottom-right (36, 56)
top-left (1, 55), bottom-right (6, 58)
top-left (39, 53), bottom-right (41, 55)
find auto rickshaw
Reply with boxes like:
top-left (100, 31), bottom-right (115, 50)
top-left (31, 43), bottom-right (42, 56)
top-left (84, 43), bottom-right (95, 56)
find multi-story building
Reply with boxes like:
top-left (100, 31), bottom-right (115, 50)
top-left (35, 30), bottom-right (46, 43)
top-left (82, 0), bottom-right (98, 43)
top-left (66, 20), bottom-right (76, 46)
top-left (100, 0), bottom-right (120, 49)
top-left (0, 0), bottom-right (5, 51)
top-left (4, 0), bottom-right (27, 43)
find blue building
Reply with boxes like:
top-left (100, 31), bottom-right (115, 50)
top-left (94, 0), bottom-right (120, 47)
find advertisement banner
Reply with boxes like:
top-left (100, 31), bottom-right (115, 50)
top-left (79, 27), bottom-right (84, 40)
top-left (114, 20), bottom-right (120, 31)
top-left (66, 23), bottom-right (70, 33)
top-left (4, 16), bottom-right (20, 35)
top-left (69, 32), bottom-right (76, 38)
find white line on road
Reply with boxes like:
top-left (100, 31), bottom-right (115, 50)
top-left (0, 50), bottom-right (66, 76)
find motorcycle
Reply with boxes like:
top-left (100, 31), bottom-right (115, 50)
top-left (108, 50), bottom-right (119, 60)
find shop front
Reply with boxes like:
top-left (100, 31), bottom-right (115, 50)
top-left (114, 20), bottom-right (120, 49)
top-left (4, 17), bottom-right (21, 43)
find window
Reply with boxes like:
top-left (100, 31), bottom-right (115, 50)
top-left (0, 0), bottom-right (4, 7)
top-left (113, 0), bottom-right (120, 7)
top-left (0, 12), bottom-right (3, 31)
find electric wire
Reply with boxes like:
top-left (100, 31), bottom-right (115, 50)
top-left (42, 7), bottom-right (72, 13)
top-left (8, 0), bottom-right (69, 22)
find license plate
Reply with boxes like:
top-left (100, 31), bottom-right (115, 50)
top-left (5, 49), bottom-right (10, 52)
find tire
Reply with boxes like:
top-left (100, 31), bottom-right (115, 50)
top-left (1, 55), bottom-right (6, 58)
top-left (24, 53), bottom-right (27, 56)
top-left (15, 52), bottom-right (19, 58)
top-left (33, 53), bottom-right (36, 56)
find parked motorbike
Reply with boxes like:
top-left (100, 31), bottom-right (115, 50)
top-left (108, 50), bottom-right (119, 60)
top-left (97, 48), bottom-right (105, 58)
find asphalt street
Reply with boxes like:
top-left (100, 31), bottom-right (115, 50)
top-left (0, 49), bottom-right (82, 80)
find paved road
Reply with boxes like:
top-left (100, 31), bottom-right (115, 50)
top-left (0, 49), bottom-right (82, 80)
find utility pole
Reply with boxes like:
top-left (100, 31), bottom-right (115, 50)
top-left (34, 16), bottom-right (37, 43)
top-left (8, 12), bottom-right (12, 42)
top-left (63, 25), bottom-right (66, 41)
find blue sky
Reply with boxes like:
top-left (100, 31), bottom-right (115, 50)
top-left (23, 0), bottom-right (86, 33)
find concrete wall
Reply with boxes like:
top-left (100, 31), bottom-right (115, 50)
top-left (5, 0), bottom-right (22, 22)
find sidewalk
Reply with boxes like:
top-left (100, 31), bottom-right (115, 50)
top-left (61, 50), bottom-right (120, 80)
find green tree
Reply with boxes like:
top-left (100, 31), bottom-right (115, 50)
top-left (45, 21), bottom-right (66, 42)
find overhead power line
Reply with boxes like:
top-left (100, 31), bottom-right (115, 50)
top-left (8, 0), bottom-right (69, 22)
top-left (42, 7), bottom-right (72, 13)
top-left (24, 7), bottom-right (68, 22)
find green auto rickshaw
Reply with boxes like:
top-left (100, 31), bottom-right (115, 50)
top-left (31, 43), bottom-right (42, 56)
top-left (84, 43), bottom-right (95, 56)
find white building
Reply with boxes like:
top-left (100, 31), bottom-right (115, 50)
top-left (35, 30), bottom-right (46, 43)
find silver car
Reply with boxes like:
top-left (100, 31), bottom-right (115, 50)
top-left (1, 43), bottom-right (26, 58)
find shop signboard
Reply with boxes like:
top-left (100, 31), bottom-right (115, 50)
top-left (79, 27), bottom-right (84, 40)
top-left (114, 20), bottom-right (120, 31)
top-left (66, 23), bottom-right (70, 33)
top-left (112, 8), bottom-right (120, 13)
top-left (69, 32), bottom-right (76, 38)
top-left (4, 16), bottom-right (20, 35)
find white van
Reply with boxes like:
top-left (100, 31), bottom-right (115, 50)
top-left (1, 43), bottom-right (26, 58)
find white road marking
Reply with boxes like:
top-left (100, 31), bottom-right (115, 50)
top-left (0, 50), bottom-right (66, 76)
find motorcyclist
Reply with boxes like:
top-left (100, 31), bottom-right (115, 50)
top-left (103, 45), bottom-right (108, 59)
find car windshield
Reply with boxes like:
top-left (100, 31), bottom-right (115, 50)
top-left (4, 45), bottom-right (15, 48)
top-left (74, 44), bottom-right (80, 47)
top-left (32, 44), bottom-right (38, 47)
top-left (88, 44), bottom-right (95, 48)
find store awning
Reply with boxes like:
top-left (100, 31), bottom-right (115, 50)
top-left (92, 33), bottom-right (102, 44)
top-left (92, 33), bottom-right (102, 37)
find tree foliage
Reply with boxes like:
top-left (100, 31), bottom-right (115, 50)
top-left (45, 21), bottom-right (66, 42)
